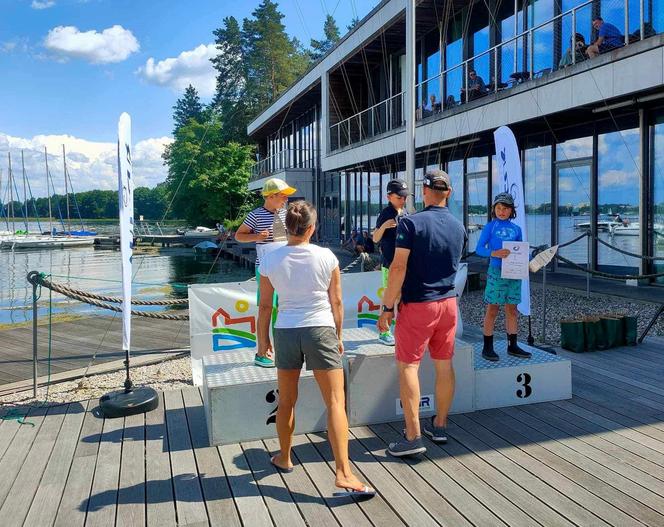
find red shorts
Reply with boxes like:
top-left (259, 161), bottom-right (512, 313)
top-left (395, 297), bottom-right (457, 363)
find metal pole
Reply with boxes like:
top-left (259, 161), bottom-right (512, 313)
top-left (541, 264), bottom-right (547, 343)
top-left (586, 232), bottom-right (591, 297)
top-left (572, 10), bottom-right (577, 65)
top-left (44, 147), bottom-right (52, 235)
top-left (624, 0), bottom-right (630, 46)
top-left (32, 278), bottom-right (38, 399)
top-left (494, 49), bottom-right (499, 92)
top-left (529, 30), bottom-right (534, 78)
top-left (640, 0), bottom-right (645, 40)
top-left (405, 0), bottom-right (416, 212)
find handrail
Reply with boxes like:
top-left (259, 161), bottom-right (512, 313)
top-left (330, 91), bottom-right (403, 132)
top-left (250, 148), bottom-right (319, 181)
top-left (415, 0), bottom-right (595, 91)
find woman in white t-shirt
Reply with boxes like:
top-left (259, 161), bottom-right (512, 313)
top-left (258, 201), bottom-right (374, 497)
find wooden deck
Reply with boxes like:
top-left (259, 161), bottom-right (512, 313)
top-left (1, 336), bottom-right (664, 526)
top-left (0, 316), bottom-right (189, 386)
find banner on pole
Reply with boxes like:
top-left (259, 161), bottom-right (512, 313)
top-left (493, 125), bottom-right (530, 316)
top-left (188, 266), bottom-right (468, 385)
top-left (117, 113), bottom-right (134, 353)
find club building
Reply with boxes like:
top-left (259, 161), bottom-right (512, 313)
top-left (247, 0), bottom-right (664, 283)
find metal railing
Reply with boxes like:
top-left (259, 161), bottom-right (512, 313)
top-left (330, 0), bottom-right (652, 151)
top-left (329, 92), bottom-right (404, 151)
top-left (250, 148), bottom-right (319, 181)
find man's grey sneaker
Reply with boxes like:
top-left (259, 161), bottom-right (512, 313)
top-left (378, 331), bottom-right (395, 346)
top-left (423, 416), bottom-right (448, 443)
top-left (387, 434), bottom-right (426, 457)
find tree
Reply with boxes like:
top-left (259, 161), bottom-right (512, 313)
top-left (242, 0), bottom-right (310, 113)
top-left (211, 16), bottom-right (249, 143)
top-left (163, 118), bottom-right (255, 225)
top-left (347, 17), bottom-right (360, 32)
top-left (310, 14), bottom-right (341, 61)
top-left (172, 85), bottom-right (203, 134)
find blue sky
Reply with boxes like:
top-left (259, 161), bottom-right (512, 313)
top-left (0, 0), bottom-right (375, 194)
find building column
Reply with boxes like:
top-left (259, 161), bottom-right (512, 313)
top-left (405, 0), bottom-right (416, 211)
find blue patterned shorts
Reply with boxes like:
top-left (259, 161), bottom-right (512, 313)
top-left (484, 266), bottom-right (521, 305)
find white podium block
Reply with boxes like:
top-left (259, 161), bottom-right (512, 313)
top-left (473, 341), bottom-right (572, 410)
top-left (343, 328), bottom-right (475, 426)
top-left (202, 351), bottom-right (327, 445)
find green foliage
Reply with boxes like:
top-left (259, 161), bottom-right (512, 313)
top-left (310, 14), bottom-right (341, 61)
top-left (3, 185), bottom-right (170, 221)
top-left (173, 85), bottom-right (203, 134)
top-left (162, 118), bottom-right (254, 226)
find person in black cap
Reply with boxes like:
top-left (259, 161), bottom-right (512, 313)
top-left (378, 170), bottom-right (466, 457)
top-left (373, 178), bottom-right (409, 345)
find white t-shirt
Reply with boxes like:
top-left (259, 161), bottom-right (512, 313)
top-left (258, 244), bottom-right (339, 329)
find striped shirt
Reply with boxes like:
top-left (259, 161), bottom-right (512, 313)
top-left (242, 206), bottom-right (287, 264)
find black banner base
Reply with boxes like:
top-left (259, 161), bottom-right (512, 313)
top-left (99, 386), bottom-right (159, 418)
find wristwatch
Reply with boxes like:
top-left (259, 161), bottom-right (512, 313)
top-left (381, 304), bottom-right (394, 313)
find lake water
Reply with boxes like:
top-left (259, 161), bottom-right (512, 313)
top-left (0, 243), bottom-right (253, 325)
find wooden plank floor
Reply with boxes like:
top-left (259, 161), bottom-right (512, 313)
top-left (0, 316), bottom-right (190, 385)
top-left (1, 336), bottom-right (663, 526)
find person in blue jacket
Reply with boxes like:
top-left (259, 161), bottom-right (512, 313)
top-left (475, 193), bottom-right (531, 361)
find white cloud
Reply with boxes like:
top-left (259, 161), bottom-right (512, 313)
top-left (0, 132), bottom-right (173, 196)
top-left (136, 43), bottom-right (217, 97)
top-left (32, 0), bottom-right (55, 9)
top-left (44, 25), bottom-right (139, 64)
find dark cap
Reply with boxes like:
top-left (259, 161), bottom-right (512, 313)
top-left (387, 178), bottom-right (409, 197)
top-left (493, 192), bottom-right (515, 207)
top-left (423, 170), bottom-right (451, 191)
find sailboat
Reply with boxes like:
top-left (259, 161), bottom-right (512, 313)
top-left (0, 148), bottom-right (94, 249)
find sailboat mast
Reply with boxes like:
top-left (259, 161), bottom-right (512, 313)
top-left (21, 150), bottom-right (29, 234)
top-left (44, 147), bottom-right (53, 235)
top-left (8, 152), bottom-right (14, 235)
top-left (0, 168), bottom-right (6, 231)
top-left (62, 144), bottom-right (71, 235)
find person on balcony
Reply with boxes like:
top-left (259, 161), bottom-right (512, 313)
top-left (422, 94), bottom-right (441, 117)
top-left (559, 33), bottom-right (587, 68)
top-left (464, 70), bottom-right (488, 101)
top-left (586, 17), bottom-right (623, 58)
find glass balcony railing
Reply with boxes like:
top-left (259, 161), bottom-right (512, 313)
top-left (250, 148), bottom-right (318, 182)
top-left (329, 0), bottom-right (657, 152)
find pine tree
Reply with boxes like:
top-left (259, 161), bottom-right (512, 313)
top-left (210, 16), bottom-right (249, 143)
top-left (310, 14), bottom-right (341, 61)
top-left (242, 0), bottom-right (309, 113)
top-left (172, 85), bottom-right (203, 134)
top-left (347, 17), bottom-right (360, 31)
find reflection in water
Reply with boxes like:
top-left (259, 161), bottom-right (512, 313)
top-left (0, 246), bottom-right (253, 324)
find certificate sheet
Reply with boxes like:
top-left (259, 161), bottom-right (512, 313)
top-left (500, 241), bottom-right (530, 280)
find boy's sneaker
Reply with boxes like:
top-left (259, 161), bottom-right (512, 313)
top-left (254, 354), bottom-right (275, 368)
top-left (378, 331), bottom-right (395, 346)
top-left (481, 348), bottom-right (499, 361)
top-left (507, 346), bottom-right (532, 359)
top-left (423, 416), bottom-right (448, 443)
top-left (387, 434), bottom-right (426, 457)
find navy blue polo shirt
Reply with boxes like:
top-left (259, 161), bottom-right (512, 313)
top-left (375, 203), bottom-right (407, 268)
top-left (395, 205), bottom-right (467, 303)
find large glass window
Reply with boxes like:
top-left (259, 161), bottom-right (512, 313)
top-left (415, 167), bottom-right (426, 211)
top-left (369, 172), bottom-right (381, 231)
top-left (360, 170), bottom-right (369, 233)
top-left (653, 115), bottom-right (664, 283)
top-left (597, 128), bottom-right (641, 272)
top-left (524, 144), bottom-right (552, 247)
top-left (527, 0), bottom-right (555, 74)
top-left (561, 0), bottom-right (593, 63)
top-left (499, 5), bottom-right (525, 84)
top-left (467, 156), bottom-right (489, 249)
top-left (340, 172), bottom-right (347, 239)
top-left (447, 159), bottom-right (464, 223)
top-left (444, 16), bottom-right (464, 106)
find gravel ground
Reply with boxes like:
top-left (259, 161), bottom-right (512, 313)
top-left (2, 282), bottom-right (661, 407)
top-left (459, 284), bottom-right (664, 344)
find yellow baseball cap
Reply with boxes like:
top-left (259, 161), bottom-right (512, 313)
top-left (262, 177), bottom-right (297, 197)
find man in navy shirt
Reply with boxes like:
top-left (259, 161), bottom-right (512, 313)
top-left (373, 178), bottom-right (409, 345)
top-left (587, 16), bottom-right (623, 58)
top-left (378, 170), bottom-right (467, 457)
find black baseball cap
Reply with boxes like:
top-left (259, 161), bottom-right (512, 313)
top-left (423, 170), bottom-right (451, 191)
top-left (493, 192), bottom-right (515, 207)
top-left (387, 178), bottom-right (409, 197)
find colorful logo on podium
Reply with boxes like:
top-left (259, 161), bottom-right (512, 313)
top-left (357, 295), bottom-right (380, 328)
top-left (211, 303), bottom-right (257, 351)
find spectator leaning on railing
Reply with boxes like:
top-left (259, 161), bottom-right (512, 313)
top-left (586, 16), bottom-right (623, 58)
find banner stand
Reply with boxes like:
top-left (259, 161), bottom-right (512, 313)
top-left (100, 113), bottom-right (159, 418)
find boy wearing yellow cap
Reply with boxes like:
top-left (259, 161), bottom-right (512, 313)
top-left (236, 178), bottom-right (297, 367)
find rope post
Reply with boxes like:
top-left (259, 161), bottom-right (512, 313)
top-left (32, 275), bottom-right (38, 399)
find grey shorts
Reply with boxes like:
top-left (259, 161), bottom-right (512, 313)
top-left (273, 326), bottom-right (342, 371)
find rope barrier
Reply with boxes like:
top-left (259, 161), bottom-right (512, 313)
top-left (554, 254), bottom-right (664, 280)
top-left (595, 235), bottom-right (664, 261)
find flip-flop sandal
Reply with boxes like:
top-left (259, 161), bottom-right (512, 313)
top-left (270, 455), bottom-right (293, 473)
top-left (333, 485), bottom-right (376, 497)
